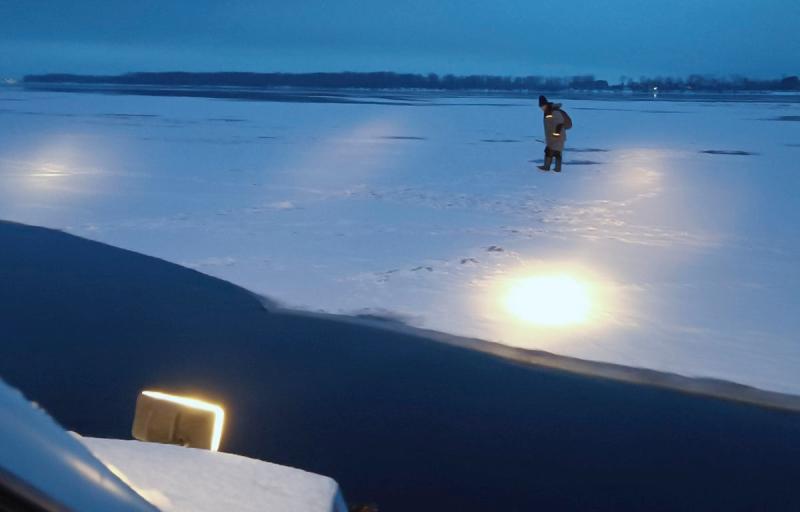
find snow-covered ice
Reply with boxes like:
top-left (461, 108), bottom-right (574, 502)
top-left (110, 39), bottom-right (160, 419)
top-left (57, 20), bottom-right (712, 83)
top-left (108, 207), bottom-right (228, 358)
top-left (1, 88), bottom-right (798, 394)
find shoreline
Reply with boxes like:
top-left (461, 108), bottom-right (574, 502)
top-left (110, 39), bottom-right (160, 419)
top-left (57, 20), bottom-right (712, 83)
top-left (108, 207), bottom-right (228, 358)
top-left (266, 300), bottom-right (800, 413)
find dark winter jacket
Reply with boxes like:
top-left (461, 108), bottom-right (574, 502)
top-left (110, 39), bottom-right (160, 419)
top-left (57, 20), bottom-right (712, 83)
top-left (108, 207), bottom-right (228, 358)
top-left (543, 103), bottom-right (566, 152)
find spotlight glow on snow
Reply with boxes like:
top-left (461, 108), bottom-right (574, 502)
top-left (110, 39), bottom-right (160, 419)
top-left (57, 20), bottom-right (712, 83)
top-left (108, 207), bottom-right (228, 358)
top-left (504, 274), bottom-right (593, 327)
top-left (30, 163), bottom-right (69, 179)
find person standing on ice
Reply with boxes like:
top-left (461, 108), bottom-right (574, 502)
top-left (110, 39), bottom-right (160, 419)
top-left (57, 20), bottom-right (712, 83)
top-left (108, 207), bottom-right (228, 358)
top-left (537, 95), bottom-right (571, 172)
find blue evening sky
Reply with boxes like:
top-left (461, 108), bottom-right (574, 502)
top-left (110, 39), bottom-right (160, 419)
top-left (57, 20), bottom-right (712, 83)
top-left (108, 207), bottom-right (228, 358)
top-left (1, 0), bottom-right (797, 80)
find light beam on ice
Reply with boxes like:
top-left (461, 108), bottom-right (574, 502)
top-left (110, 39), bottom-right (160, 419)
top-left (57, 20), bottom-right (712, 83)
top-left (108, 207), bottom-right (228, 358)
top-left (504, 274), bottom-right (593, 327)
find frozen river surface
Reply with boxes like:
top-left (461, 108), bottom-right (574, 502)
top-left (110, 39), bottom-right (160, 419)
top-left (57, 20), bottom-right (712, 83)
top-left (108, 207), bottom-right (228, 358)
top-left (1, 87), bottom-right (798, 394)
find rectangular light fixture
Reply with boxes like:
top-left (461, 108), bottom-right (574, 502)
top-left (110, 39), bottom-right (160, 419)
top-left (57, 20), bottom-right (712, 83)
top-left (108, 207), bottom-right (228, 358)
top-left (132, 390), bottom-right (225, 452)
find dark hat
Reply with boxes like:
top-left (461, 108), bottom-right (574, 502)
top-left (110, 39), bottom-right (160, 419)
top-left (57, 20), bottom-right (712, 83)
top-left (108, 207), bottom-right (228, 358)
top-left (538, 95), bottom-right (548, 107)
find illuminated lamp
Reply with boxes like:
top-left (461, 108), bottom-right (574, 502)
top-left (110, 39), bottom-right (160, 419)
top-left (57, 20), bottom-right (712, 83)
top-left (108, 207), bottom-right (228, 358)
top-left (132, 390), bottom-right (225, 451)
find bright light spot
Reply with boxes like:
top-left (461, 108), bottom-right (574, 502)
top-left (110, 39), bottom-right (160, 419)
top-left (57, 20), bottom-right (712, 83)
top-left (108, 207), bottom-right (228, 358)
top-left (142, 391), bottom-right (225, 452)
top-left (31, 163), bottom-right (69, 178)
top-left (504, 274), bottom-right (592, 327)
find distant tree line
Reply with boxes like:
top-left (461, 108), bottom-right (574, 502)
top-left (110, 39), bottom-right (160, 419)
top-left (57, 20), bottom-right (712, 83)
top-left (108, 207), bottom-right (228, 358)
top-left (619, 74), bottom-right (800, 92)
top-left (22, 71), bottom-right (800, 92)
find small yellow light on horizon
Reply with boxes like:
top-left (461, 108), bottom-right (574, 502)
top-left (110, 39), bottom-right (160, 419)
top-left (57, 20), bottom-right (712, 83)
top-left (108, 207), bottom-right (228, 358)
top-left (504, 274), bottom-right (593, 327)
top-left (141, 390), bottom-right (225, 452)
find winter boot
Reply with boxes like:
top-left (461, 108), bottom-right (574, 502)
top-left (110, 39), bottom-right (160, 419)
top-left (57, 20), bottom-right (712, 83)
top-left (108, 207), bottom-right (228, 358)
top-left (538, 148), bottom-right (553, 171)
top-left (554, 151), bottom-right (562, 172)
top-left (537, 156), bottom-right (552, 171)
